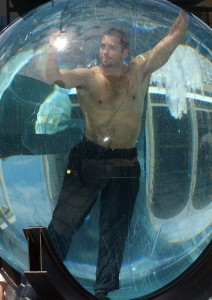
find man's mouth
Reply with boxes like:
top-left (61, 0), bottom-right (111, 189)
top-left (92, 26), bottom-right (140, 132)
top-left (103, 57), bottom-right (110, 61)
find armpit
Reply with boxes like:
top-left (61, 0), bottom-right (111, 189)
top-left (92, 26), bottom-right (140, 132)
top-left (132, 54), bottom-right (148, 65)
top-left (54, 80), bottom-right (66, 88)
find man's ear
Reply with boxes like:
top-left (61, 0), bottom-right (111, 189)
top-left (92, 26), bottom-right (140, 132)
top-left (122, 48), bottom-right (129, 59)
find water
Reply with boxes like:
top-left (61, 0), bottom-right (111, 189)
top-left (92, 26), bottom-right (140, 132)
top-left (0, 0), bottom-right (211, 299)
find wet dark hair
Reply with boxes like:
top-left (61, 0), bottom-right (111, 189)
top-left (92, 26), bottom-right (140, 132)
top-left (104, 28), bottom-right (130, 50)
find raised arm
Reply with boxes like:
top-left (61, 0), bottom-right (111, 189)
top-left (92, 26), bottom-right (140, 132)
top-left (132, 10), bottom-right (189, 74)
top-left (45, 32), bottom-right (89, 88)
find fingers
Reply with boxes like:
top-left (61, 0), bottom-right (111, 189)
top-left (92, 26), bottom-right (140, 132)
top-left (178, 9), bottom-right (189, 23)
top-left (176, 9), bottom-right (189, 30)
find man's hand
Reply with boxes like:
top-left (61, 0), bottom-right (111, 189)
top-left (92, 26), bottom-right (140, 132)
top-left (134, 9), bottom-right (189, 74)
top-left (170, 10), bottom-right (189, 36)
top-left (49, 31), bottom-right (68, 51)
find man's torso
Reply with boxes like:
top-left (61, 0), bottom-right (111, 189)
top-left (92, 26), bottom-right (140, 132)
top-left (76, 63), bottom-right (150, 149)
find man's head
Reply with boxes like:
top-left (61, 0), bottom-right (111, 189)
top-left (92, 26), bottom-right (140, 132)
top-left (105, 28), bottom-right (130, 51)
top-left (99, 28), bottom-right (129, 68)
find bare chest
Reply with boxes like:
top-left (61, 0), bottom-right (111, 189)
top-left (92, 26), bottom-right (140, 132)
top-left (77, 69), bottom-right (150, 122)
top-left (89, 74), bottom-right (140, 107)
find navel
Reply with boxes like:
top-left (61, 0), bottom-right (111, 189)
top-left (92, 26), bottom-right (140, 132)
top-left (132, 95), bottom-right (136, 100)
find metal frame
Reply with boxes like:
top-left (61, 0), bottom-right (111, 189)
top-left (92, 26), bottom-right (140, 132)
top-left (23, 226), bottom-right (97, 300)
top-left (6, 0), bottom-right (16, 26)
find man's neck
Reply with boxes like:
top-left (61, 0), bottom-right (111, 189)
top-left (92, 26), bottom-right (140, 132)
top-left (100, 64), bottom-right (127, 76)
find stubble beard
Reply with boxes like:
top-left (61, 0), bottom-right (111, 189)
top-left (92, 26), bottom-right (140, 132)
top-left (101, 57), bottom-right (113, 68)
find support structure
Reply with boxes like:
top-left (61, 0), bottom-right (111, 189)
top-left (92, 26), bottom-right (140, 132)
top-left (23, 226), bottom-right (212, 300)
top-left (23, 226), bottom-right (97, 300)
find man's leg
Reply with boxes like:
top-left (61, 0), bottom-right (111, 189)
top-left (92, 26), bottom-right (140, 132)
top-left (94, 164), bottom-right (140, 295)
top-left (48, 165), bottom-right (100, 261)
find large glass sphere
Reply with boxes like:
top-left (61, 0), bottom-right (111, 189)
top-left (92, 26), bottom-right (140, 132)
top-left (0, 0), bottom-right (211, 299)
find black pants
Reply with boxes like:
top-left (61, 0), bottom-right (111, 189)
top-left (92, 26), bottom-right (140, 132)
top-left (48, 137), bottom-right (140, 293)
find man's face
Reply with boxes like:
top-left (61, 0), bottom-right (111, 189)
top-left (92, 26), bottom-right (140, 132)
top-left (99, 35), bottom-right (128, 68)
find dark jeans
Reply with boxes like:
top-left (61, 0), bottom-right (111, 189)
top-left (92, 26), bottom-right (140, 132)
top-left (48, 137), bottom-right (140, 293)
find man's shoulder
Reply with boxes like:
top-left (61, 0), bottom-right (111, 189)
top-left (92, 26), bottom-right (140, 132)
top-left (88, 66), bottom-right (105, 81)
top-left (130, 54), bottom-right (148, 67)
top-left (76, 66), bottom-right (103, 91)
top-left (128, 54), bottom-right (150, 77)
top-left (91, 65), bottom-right (102, 73)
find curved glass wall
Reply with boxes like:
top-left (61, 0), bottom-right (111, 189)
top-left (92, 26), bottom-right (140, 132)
top-left (0, 0), bottom-right (211, 299)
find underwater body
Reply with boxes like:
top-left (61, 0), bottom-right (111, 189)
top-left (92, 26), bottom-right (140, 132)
top-left (0, 0), bottom-right (211, 299)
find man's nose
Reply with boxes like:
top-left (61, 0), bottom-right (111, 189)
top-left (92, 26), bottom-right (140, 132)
top-left (103, 47), bottom-right (109, 54)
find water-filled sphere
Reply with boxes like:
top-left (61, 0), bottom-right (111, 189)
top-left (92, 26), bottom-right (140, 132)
top-left (0, 0), bottom-right (211, 299)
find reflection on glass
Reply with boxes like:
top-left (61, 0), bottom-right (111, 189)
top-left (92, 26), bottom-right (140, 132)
top-left (151, 104), bottom-right (192, 219)
top-left (194, 111), bottom-right (212, 210)
top-left (0, 0), bottom-right (211, 299)
top-left (0, 161), bottom-right (16, 229)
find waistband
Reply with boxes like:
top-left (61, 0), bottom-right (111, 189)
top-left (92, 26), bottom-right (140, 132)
top-left (81, 136), bottom-right (137, 160)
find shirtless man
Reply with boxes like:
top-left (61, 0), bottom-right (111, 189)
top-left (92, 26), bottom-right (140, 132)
top-left (46, 10), bottom-right (188, 300)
